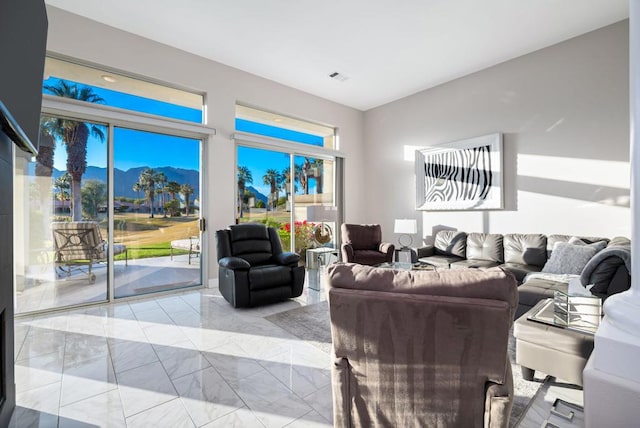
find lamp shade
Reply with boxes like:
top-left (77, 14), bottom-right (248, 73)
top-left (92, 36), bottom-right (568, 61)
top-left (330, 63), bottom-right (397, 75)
top-left (394, 219), bottom-right (417, 234)
top-left (306, 205), bottom-right (338, 222)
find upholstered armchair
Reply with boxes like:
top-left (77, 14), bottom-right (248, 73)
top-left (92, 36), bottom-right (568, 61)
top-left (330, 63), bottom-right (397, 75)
top-left (327, 263), bottom-right (518, 427)
top-left (340, 223), bottom-right (394, 265)
top-left (215, 223), bottom-right (305, 308)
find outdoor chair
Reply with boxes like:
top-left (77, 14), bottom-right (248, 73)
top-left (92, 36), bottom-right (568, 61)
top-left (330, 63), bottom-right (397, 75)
top-left (215, 223), bottom-right (305, 308)
top-left (341, 223), bottom-right (395, 265)
top-left (170, 236), bottom-right (201, 264)
top-left (52, 221), bottom-right (127, 284)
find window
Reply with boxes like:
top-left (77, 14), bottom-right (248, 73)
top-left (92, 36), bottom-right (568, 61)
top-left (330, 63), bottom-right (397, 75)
top-left (235, 105), bottom-right (342, 261)
top-left (44, 57), bottom-right (203, 123)
top-left (236, 105), bottom-right (336, 149)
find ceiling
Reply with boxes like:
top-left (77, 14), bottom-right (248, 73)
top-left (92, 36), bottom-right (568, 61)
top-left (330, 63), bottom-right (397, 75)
top-left (46, 0), bottom-right (628, 111)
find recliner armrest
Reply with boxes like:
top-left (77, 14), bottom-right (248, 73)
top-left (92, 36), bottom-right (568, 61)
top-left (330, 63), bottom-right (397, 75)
top-left (417, 246), bottom-right (435, 258)
top-left (218, 256), bottom-right (251, 270)
top-left (275, 252), bottom-right (300, 266)
top-left (341, 243), bottom-right (355, 263)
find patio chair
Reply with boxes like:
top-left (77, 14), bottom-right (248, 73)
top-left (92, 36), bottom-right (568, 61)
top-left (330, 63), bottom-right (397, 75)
top-left (170, 236), bottom-right (201, 264)
top-left (52, 221), bottom-right (127, 284)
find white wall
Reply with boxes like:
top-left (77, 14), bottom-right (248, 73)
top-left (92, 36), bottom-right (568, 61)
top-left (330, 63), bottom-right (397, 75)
top-left (45, 6), bottom-right (366, 279)
top-left (364, 21), bottom-right (630, 245)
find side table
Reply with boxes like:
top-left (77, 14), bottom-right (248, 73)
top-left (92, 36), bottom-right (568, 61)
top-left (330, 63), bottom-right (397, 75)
top-left (306, 247), bottom-right (339, 291)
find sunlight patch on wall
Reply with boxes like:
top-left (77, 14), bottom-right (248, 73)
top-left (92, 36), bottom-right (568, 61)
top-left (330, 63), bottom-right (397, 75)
top-left (518, 154), bottom-right (629, 188)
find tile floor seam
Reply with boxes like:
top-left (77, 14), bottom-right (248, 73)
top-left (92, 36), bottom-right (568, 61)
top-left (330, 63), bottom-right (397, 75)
top-left (123, 396), bottom-right (197, 427)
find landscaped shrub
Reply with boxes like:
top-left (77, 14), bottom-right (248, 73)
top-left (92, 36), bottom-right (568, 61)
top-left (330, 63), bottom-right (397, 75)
top-left (278, 221), bottom-right (316, 256)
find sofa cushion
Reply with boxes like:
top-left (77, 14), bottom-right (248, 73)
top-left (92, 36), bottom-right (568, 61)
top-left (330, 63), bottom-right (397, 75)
top-left (518, 277), bottom-right (568, 308)
top-left (499, 263), bottom-right (542, 283)
top-left (503, 234), bottom-right (547, 267)
top-left (466, 233), bottom-right (504, 263)
top-left (419, 254), bottom-right (465, 269)
top-left (352, 250), bottom-right (389, 265)
top-left (541, 242), bottom-right (598, 275)
top-left (434, 230), bottom-right (467, 258)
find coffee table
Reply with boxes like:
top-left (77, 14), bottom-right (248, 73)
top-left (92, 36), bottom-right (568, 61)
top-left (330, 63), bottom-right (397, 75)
top-left (374, 261), bottom-right (435, 271)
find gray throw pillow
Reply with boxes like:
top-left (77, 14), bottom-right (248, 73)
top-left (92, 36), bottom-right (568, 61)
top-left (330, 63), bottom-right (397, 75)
top-left (541, 242), bottom-right (597, 275)
top-left (568, 236), bottom-right (608, 253)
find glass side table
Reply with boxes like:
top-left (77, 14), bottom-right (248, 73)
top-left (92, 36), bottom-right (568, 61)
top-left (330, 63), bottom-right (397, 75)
top-left (306, 247), bottom-right (339, 291)
top-left (527, 292), bottom-right (602, 335)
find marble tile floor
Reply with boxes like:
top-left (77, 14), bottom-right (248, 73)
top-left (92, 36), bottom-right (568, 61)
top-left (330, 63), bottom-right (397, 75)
top-left (16, 254), bottom-right (201, 314)
top-left (11, 285), bottom-right (333, 427)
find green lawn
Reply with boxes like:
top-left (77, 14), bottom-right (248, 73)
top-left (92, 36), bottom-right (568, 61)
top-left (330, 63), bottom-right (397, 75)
top-left (116, 242), bottom-right (188, 260)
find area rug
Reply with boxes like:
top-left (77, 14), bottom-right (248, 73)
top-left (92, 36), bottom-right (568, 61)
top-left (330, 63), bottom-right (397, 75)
top-left (265, 300), bottom-right (543, 427)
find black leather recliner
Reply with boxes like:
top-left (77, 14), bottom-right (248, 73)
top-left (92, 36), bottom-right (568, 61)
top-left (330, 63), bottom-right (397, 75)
top-left (215, 223), bottom-right (305, 308)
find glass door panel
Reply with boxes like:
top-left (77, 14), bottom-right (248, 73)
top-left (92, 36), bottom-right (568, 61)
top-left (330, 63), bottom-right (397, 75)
top-left (293, 156), bottom-right (337, 255)
top-left (14, 115), bottom-right (109, 313)
top-left (113, 127), bottom-right (202, 298)
top-left (236, 146), bottom-right (292, 247)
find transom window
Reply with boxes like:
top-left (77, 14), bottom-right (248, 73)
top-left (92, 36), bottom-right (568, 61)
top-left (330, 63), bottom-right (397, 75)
top-left (43, 56), bottom-right (204, 123)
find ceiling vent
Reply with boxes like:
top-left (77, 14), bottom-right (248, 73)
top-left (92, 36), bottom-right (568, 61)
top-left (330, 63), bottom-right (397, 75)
top-left (329, 71), bottom-right (349, 82)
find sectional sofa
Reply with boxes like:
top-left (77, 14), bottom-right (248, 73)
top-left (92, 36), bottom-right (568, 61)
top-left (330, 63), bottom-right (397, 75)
top-left (417, 231), bottom-right (631, 318)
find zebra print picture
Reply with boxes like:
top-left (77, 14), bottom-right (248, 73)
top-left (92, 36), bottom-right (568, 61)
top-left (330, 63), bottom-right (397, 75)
top-left (415, 133), bottom-right (503, 210)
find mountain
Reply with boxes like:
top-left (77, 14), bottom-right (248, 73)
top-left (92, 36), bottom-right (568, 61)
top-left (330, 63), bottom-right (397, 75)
top-left (52, 166), bottom-right (200, 200)
top-left (246, 186), bottom-right (268, 205)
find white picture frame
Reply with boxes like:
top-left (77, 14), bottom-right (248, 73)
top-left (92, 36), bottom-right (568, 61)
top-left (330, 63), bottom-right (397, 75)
top-left (415, 133), bottom-right (503, 210)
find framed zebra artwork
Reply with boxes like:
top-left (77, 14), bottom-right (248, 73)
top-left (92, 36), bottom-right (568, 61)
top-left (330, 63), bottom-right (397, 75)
top-left (415, 133), bottom-right (503, 210)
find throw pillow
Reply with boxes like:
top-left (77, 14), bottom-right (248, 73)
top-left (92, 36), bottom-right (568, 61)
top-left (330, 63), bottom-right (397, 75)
top-left (541, 242), bottom-right (597, 275)
top-left (568, 236), bottom-right (608, 253)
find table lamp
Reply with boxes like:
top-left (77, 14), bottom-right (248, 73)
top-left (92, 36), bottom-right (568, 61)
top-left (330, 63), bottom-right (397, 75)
top-left (394, 219), bottom-right (417, 248)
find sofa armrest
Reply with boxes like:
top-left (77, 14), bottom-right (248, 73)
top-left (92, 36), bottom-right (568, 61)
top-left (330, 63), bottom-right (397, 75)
top-left (331, 356), bottom-right (350, 428)
top-left (275, 252), bottom-right (300, 266)
top-left (379, 242), bottom-right (394, 254)
top-left (483, 358), bottom-right (513, 428)
top-left (218, 256), bottom-right (251, 270)
top-left (341, 243), bottom-right (355, 263)
top-left (417, 246), bottom-right (435, 258)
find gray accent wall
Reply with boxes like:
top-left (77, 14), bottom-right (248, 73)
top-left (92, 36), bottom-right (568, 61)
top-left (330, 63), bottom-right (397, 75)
top-left (364, 21), bottom-right (630, 243)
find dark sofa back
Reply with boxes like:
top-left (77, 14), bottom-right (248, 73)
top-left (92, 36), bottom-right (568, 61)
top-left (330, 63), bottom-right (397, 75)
top-left (503, 234), bottom-right (547, 267)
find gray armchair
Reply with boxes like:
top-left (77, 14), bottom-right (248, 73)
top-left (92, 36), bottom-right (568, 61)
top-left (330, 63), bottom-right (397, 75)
top-left (327, 263), bottom-right (517, 427)
top-left (340, 223), bottom-right (394, 265)
top-left (215, 223), bottom-right (305, 308)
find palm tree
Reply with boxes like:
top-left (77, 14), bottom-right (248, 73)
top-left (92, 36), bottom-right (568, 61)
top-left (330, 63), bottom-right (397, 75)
top-left (138, 168), bottom-right (161, 218)
top-left (35, 124), bottom-right (55, 178)
top-left (42, 80), bottom-right (105, 220)
top-left (237, 166), bottom-right (253, 218)
top-left (299, 158), bottom-right (310, 195)
top-left (156, 172), bottom-right (167, 217)
top-left (53, 173), bottom-right (71, 215)
top-left (263, 169), bottom-right (281, 211)
top-left (166, 181), bottom-right (181, 201)
top-left (132, 182), bottom-right (142, 212)
top-left (180, 183), bottom-right (194, 216)
top-left (310, 158), bottom-right (324, 194)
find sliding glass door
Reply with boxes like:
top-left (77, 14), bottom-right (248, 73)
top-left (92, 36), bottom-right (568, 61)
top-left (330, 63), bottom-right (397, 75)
top-left (236, 146), bottom-right (339, 259)
top-left (113, 127), bottom-right (202, 298)
top-left (14, 115), bottom-right (109, 313)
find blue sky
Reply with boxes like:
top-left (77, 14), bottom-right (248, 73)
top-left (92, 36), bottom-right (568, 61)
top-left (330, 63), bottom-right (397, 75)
top-left (44, 77), bottom-right (325, 197)
top-left (44, 77), bottom-right (201, 172)
top-left (236, 120), bottom-right (324, 197)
